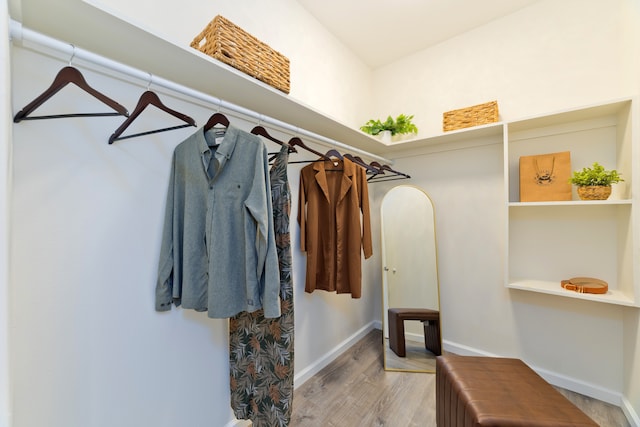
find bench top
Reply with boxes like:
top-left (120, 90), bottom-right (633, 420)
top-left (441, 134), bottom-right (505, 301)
top-left (388, 307), bottom-right (439, 320)
top-left (436, 355), bottom-right (598, 426)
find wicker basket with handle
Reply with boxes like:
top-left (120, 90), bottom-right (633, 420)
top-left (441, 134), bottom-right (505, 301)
top-left (443, 100), bottom-right (499, 132)
top-left (190, 15), bottom-right (290, 94)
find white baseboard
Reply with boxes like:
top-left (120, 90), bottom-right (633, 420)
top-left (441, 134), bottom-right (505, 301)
top-left (533, 366), bottom-right (621, 406)
top-left (293, 321), bottom-right (377, 388)
top-left (443, 340), bottom-right (639, 427)
top-left (622, 395), bottom-right (640, 427)
top-left (442, 339), bottom-right (499, 357)
top-left (405, 331), bottom-right (425, 344)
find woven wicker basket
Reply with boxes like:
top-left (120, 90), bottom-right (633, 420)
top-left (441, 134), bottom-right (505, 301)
top-left (190, 15), bottom-right (290, 94)
top-left (577, 185), bottom-right (612, 200)
top-left (443, 100), bottom-right (499, 132)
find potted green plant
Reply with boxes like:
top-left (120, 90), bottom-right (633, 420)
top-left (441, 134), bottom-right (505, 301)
top-left (569, 162), bottom-right (623, 200)
top-left (360, 114), bottom-right (418, 142)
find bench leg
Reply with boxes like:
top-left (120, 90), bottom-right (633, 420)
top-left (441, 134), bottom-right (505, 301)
top-left (388, 314), bottom-right (406, 357)
top-left (423, 320), bottom-right (441, 356)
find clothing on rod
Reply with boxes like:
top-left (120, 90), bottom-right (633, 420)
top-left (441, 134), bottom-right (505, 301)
top-left (297, 157), bottom-right (373, 298)
top-left (155, 125), bottom-right (281, 319)
top-left (230, 143), bottom-right (295, 426)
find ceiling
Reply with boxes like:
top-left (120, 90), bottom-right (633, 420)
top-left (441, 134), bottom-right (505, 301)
top-left (296, 0), bottom-right (541, 68)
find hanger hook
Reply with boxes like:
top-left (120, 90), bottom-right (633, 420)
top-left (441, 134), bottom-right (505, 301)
top-left (258, 114), bottom-right (264, 127)
top-left (216, 98), bottom-right (223, 113)
top-left (146, 73), bottom-right (153, 91)
top-left (68, 44), bottom-right (76, 66)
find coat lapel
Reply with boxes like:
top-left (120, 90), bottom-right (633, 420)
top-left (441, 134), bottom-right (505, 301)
top-left (337, 159), bottom-right (355, 204)
top-left (313, 158), bottom-right (355, 204)
top-left (313, 161), bottom-right (331, 203)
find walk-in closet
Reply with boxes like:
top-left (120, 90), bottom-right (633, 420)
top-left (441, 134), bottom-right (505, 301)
top-left (2, 1), bottom-right (640, 426)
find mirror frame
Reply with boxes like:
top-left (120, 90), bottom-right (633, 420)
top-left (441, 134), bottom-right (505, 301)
top-left (380, 185), bottom-right (442, 373)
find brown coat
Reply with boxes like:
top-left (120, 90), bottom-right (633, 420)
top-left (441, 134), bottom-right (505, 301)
top-left (297, 157), bottom-right (372, 298)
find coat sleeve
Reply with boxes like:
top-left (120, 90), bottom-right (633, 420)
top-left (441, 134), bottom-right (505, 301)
top-left (358, 166), bottom-right (373, 259)
top-left (155, 151), bottom-right (178, 311)
top-left (245, 141), bottom-right (281, 319)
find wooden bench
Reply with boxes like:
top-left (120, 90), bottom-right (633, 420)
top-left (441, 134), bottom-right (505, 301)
top-left (436, 354), bottom-right (598, 426)
top-left (388, 308), bottom-right (441, 357)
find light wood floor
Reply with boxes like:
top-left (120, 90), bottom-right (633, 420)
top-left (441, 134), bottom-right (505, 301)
top-left (384, 337), bottom-right (436, 371)
top-left (290, 329), bottom-right (630, 427)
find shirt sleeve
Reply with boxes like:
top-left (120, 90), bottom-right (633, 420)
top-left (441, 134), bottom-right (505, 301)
top-left (245, 140), bottom-right (281, 319)
top-left (155, 151), bottom-right (177, 311)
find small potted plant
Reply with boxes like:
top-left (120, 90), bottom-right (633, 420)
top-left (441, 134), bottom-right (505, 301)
top-left (569, 162), bottom-right (623, 200)
top-left (360, 114), bottom-right (418, 143)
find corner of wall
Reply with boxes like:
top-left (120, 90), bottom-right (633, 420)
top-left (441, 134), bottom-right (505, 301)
top-left (621, 395), bottom-right (640, 427)
top-left (1, 0), bottom-right (13, 425)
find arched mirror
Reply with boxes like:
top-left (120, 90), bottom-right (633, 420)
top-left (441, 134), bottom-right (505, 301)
top-left (381, 185), bottom-right (441, 372)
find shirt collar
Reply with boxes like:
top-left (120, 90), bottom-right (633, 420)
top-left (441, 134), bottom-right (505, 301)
top-left (196, 125), bottom-right (239, 175)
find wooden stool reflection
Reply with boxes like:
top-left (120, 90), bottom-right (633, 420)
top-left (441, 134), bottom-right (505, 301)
top-left (388, 308), bottom-right (441, 357)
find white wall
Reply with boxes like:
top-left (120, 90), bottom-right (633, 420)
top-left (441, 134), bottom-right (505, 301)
top-left (7, 0), bottom-right (640, 425)
top-left (370, 0), bottom-right (639, 137)
top-left (8, 46), bottom-right (377, 427)
top-left (7, 1), bottom-right (380, 426)
top-left (1, 0), bottom-right (12, 426)
top-left (371, 144), bottom-right (626, 395)
top-left (625, 307), bottom-right (640, 425)
top-left (89, 0), bottom-right (374, 129)
top-left (625, 3), bottom-right (640, 421)
top-left (626, 2), bottom-right (640, 420)
top-left (366, 0), bottom-right (640, 420)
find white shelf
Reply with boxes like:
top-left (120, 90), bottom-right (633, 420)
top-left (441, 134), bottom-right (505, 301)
top-left (11, 0), bottom-right (389, 156)
top-left (505, 98), bottom-right (639, 308)
top-left (382, 122), bottom-right (504, 156)
top-left (507, 280), bottom-right (637, 307)
top-left (508, 199), bottom-right (632, 207)
top-left (507, 100), bottom-right (632, 134)
top-left (8, 0), bottom-right (505, 159)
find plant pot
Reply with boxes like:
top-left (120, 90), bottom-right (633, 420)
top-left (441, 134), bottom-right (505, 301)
top-left (577, 185), bottom-right (612, 200)
top-left (391, 133), bottom-right (416, 143)
top-left (377, 130), bottom-right (392, 144)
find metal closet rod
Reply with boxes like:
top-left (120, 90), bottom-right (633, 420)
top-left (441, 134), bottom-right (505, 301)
top-left (8, 20), bottom-right (391, 164)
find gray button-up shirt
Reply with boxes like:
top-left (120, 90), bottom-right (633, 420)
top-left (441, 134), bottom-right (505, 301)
top-left (156, 125), bottom-right (281, 318)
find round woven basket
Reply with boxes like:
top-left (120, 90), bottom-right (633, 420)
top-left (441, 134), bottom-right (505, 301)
top-left (577, 185), bottom-right (611, 200)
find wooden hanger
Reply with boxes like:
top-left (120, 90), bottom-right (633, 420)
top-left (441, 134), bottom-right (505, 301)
top-left (370, 162), bottom-right (385, 173)
top-left (13, 66), bottom-right (129, 122)
top-left (367, 161), bottom-right (411, 182)
top-left (108, 90), bottom-right (196, 144)
top-left (344, 154), bottom-right (382, 175)
top-left (251, 125), bottom-right (297, 153)
top-left (288, 137), bottom-right (331, 161)
top-left (325, 149), bottom-right (343, 159)
top-left (380, 164), bottom-right (411, 179)
top-left (323, 149), bottom-right (345, 170)
top-left (204, 112), bottom-right (230, 131)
